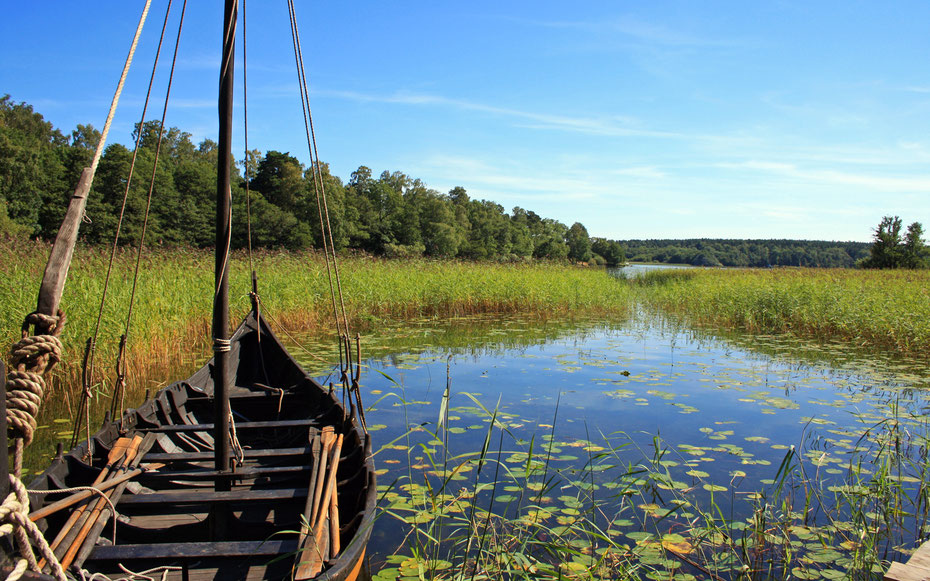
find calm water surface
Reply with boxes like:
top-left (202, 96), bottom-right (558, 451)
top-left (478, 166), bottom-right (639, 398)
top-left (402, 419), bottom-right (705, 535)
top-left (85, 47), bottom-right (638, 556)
top-left (294, 311), bottom-right (930, 572)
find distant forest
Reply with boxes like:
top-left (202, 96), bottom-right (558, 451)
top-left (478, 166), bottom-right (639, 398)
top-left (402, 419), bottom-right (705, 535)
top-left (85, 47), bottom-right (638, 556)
top-left (1, 95), bottom-right (866, 268)
top-left (623, 239), bottom-right (869, 268)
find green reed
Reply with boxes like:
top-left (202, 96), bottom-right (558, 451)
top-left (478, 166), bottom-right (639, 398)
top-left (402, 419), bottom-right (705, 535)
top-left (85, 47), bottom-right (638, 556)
top-left (631, 268), bottom-right (930, 357)
top-left (0, 240), bottom-right (632, 404)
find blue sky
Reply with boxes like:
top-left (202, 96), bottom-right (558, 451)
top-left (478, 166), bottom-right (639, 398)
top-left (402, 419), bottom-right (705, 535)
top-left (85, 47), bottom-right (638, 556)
top-left (3, 1), bottom-right (929, 242)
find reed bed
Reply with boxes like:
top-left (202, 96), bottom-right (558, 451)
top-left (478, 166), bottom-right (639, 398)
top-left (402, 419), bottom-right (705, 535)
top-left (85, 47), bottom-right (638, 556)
top-left (632, 268), bottom-right (930, 357)
top-left (0, 240), bottom-right (633, 401)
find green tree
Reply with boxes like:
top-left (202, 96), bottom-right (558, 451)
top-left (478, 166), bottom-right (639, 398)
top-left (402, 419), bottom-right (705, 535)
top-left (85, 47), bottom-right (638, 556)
top-left (566, 222), bottom-right (592, 262)
top-left (591, 238), bottom-right (626, 266)
top-left (0, 95), bottom-right (68, 236)
top-left (902, 222), bottom-right (928, 268)
top-left (859, 215), bottom-right (922, 269)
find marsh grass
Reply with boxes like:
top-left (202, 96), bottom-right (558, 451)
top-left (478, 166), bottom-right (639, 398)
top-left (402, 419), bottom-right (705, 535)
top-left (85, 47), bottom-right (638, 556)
top-left (631, 268), bottom-right (930, 357)
top-left (1, 240), bottom-right (632, 404)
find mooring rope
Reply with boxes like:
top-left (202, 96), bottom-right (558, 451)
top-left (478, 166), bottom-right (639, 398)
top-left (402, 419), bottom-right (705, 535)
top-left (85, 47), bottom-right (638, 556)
top-left (0, 476), bottom-right (67, 581)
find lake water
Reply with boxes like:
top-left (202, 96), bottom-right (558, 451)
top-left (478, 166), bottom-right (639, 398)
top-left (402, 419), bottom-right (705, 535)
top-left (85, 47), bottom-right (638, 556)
top-left (295, 311), bottom-right (930, 578)
top-left (609, 263), bottom-right (694, 278)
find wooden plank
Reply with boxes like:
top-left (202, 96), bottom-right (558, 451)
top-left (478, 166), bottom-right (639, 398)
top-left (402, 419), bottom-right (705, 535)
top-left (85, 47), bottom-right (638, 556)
top-left (90, 539), bottom-right (299, 560)
top-left (118, 487), bottom-right (305, 506)
top-left (35, 167), bottom-right (94, 330)
top-left (143, 446), bottom-right (310, 462)
top-left (909, 543), bottom-right (930, 570)
top-left (141, 464), bottom-right (309, 479)
top-left (885, 561), bottom-right (930, 581)
top-left (137, 418), bottom-right (315, 433)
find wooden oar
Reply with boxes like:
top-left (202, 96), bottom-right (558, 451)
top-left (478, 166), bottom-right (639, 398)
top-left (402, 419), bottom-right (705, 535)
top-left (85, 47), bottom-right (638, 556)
top-left (310, 426), bottom-right (335, 526)
top-left (39, 437), bottom-right (132, 569)
top-left (59, 435), bottom-right (143, 569)
top-left (297, 427), bottom-right (320, 548)
top-left (296, 432), bottom-right (343, 579)
top-left (71, 433), bottom-right (155, 569)
top-left (329, 466), bottom-right (341, 557)
top-left (30, 462), bottom-right (165, 522)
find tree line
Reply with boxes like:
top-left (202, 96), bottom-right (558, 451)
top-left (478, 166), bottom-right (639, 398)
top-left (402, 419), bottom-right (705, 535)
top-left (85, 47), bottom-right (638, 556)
top-left (2, 95), bottom-right (923, 270)
top-left (0, 95), bottom-right (625, 265)
top-left (622, 239), bottom-right (870, 268)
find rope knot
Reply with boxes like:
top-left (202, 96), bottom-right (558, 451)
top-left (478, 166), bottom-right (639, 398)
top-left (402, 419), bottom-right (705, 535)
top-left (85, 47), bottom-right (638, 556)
top-left (213, 338), bottom-right (232, 353)
top-left (22, 310), bottom-right (66, 338)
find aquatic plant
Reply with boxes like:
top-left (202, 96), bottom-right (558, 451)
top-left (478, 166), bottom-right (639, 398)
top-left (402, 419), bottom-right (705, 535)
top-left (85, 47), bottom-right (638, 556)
top-left (632, 268), bottom-right (930, 357)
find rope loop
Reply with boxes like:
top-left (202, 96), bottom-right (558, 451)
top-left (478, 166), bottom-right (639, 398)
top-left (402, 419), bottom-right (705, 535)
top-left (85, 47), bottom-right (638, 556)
top-left (21, 310), bottom-right (66, 338)
top-left (213, 338), bottom-right (232, 354)
top-left (0, 476), bottom-right (67, 581)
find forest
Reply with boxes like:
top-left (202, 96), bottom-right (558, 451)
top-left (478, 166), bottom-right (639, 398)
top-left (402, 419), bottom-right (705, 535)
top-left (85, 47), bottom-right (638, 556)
top-left (0, 95), bottom-right (626, 265)
top-left (0, 95), bottom-right (878, 268)
top-left (622, 238), bottom-right (870, 268)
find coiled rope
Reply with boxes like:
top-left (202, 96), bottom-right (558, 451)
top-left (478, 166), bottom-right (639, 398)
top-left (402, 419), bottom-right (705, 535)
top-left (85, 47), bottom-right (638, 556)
top-left (7, 312), bottom-right (63, 453)
top-left (0, 476), bottom-right (67, 581)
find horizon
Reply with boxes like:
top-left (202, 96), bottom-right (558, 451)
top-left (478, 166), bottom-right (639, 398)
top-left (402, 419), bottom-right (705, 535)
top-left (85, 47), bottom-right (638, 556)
top-left (3, 2), bottom-right (929, 243)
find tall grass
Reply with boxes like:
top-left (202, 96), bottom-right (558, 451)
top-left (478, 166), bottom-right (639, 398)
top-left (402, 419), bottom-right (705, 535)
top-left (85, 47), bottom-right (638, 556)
top-left (632, 268), bottom-right (930, 357)
top-left (0, 240), bottom-right (633, 402)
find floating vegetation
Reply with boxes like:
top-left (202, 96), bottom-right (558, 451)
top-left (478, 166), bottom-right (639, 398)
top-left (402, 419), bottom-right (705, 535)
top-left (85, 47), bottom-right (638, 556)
top-left (353, 313), bottom-right (930, 580)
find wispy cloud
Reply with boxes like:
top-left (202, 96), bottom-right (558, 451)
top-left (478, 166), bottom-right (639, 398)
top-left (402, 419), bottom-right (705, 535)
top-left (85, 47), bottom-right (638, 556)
top-left (718, 160), bottom-right (930, 191)
top-left (323, 89), bottom-right (685, 139)
top-left (523, 15), bottom-right (741, 48)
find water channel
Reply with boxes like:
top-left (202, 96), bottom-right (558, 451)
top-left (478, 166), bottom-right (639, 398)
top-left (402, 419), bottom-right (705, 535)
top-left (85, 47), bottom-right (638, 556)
top-left (294, 309), bottom-right (930, 578)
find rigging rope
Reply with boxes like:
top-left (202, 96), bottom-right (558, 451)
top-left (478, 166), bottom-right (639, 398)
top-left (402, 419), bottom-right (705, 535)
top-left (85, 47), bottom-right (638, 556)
top-left (77, 0), bottom-right (174, 450)
top-left (112, 0), bottom-right (189, 421)
top-left (242, 0), bottom-right (254, 280)
top-left (285, 0), bottom-right (367, 431)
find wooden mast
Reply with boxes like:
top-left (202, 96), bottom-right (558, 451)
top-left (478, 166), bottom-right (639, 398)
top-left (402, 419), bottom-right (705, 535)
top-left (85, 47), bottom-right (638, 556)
top-left (213, 0), bottom-right (236, 492)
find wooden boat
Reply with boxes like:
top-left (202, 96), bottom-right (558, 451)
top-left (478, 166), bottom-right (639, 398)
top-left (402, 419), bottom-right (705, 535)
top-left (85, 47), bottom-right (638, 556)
top-left (26, 308), bottom-right (376, 580)
top-left (8, 1), bottom-right (376, 579)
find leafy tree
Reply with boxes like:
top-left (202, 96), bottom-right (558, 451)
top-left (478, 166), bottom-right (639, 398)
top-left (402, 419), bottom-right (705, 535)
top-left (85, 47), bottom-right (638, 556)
top-left (861, 216), bottom-right (903, 268)
top-left (566, 222), bottom-right (592, 262)
top-left (250, 151), bottom-right (306, 217)
top-left (591, 238), bottom-right (626, 266)
top-left (0, 95), bottom-right (68, 236)
top-left (858, 216), bottom-right (927, 269)
top-left (902, 222), bottom-right (928, 268)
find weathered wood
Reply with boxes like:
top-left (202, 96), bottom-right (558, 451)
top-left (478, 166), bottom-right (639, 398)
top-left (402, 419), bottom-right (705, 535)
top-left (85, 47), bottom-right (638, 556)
top-left (117, 487), bottom-right (305, 506)
top-left (140, 464), bottom-right (309, 479)
top-left (909, 543), bottom-right (930, 570)
top-left (90, 539), bottom-right (299, 560)
top-left (143, 446), bottom-right (310, 462)
top-left (298, 429), bottom-right (321, 549)
top-left (137, 418), bottom-right (316, 433)
top-left (29, 463), bottom-right (164, 521)
top-left (35, 167), bottom-right (94, 331)
top-left (885, 541), bottom-right (930, 581)
top-left (61, 435), bottom-right (145, 568)
top-left (885, 561), bottom-right (930, 581)
top-left (41, 437), bottom-right (132, 568)
top-left (72, 436), bottom-right (154, 568)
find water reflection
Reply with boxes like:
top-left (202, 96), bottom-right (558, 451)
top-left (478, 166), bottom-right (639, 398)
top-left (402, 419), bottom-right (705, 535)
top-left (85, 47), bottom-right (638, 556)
top-left (293, 311), bottom-right (930, 573)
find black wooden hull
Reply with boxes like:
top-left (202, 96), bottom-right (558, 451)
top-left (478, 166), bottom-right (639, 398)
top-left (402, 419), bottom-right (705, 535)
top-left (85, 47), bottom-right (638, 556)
top-left (28, 310), bottom-right (376, 580)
